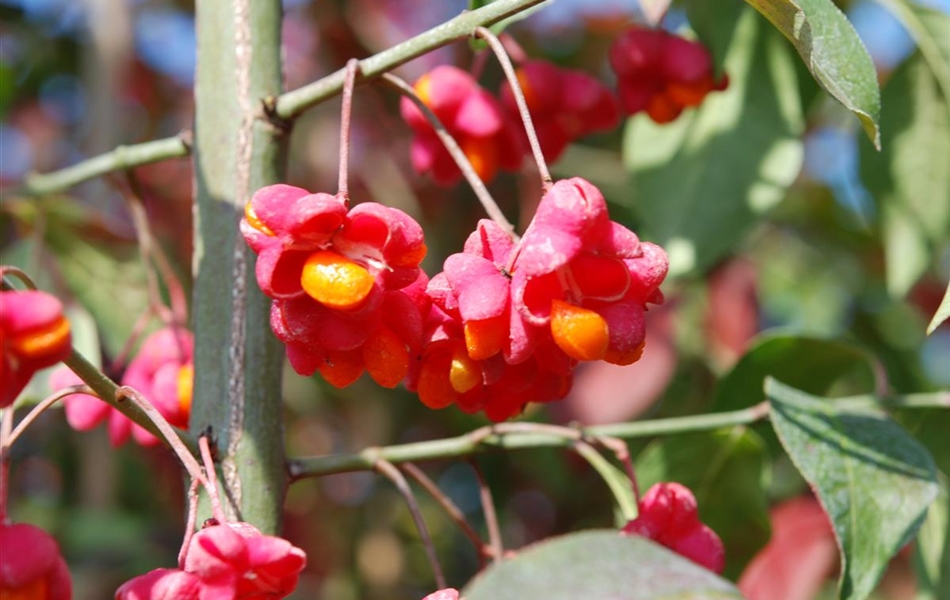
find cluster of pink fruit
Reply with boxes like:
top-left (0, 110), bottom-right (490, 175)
top-left (242, 176), bottom-right (669, 421)
top-left (403, 26), bottom-right (725, 186)
top-left (238, 25), bottom-right (726, 420)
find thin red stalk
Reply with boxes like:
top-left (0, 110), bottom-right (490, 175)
top-left (470, 459), bottom-right (503, 562)
top-left (381, 72), bottom-right (518, 239)
top-left (109, 307), bottom-right (155, 373)
top-left (0, 267), bottom-right (37, 290)
top-left (475, 27), bottom-right (551, 189)
top-left (338, 59), bottom-right (360, 201)
top-left (117, 386), bottom-right (206, 485)
top-left (596, 435), bottom-right (640, 504)
top-left (7, 386), bottom-right (94, 447)
top-left (375, 458), bottom-right (446, 589)
top-left (118, 173), bottom-right (189, 328)
top-left (110, 174), bottom-right (174, 325)
top-left (199, 435), bottom-right (228, 524)
top-left (178, 477), bottom-right (201, 569)
top-left (148, 231), bottom-right (189, 328)
top-left (469, 48), bottom-right (490, 80)
top-left (0, 408), bottom-right (13, 521)
top-left (499, 32), bottom-right (528, 63)
top-left (402, 462), bottom-right (489, 565)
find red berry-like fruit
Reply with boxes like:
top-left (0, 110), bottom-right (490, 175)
top-left (0, 522), bottom-right (72, 600)
top-left (622, 482), bottom-right (725, 573)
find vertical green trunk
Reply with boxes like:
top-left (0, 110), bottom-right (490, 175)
top-left (192, 0), bottom-right (287, 533)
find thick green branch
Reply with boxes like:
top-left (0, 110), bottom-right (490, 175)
top-left (273, 0), bottom-right (547, 119)
top-left (288, 392), bottom-right (949, 479)
top-left (18, 134), bottom-right (191, 197)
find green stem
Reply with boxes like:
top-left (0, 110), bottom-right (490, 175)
top-left (18, 134), bottom-right (191, 197)
top-left (288, 404), bottom-right (766, 478)
top-left (288, 392), bottom-right (947, 479)
top-left (191, 0), bottom-right (287, 533)
top-left (573, 441), bottom-right (638, 521)
top-left (273, 0), bottom-right (547, 120)
top-left (64, 349), bottom-right (198, 453)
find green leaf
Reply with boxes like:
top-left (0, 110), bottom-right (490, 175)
top-left (928, 281), bottom-right (950, 335)
top-left (743, 0), bottom-right (882, 147)
top-left (873, 0), bottom-right (950, 105)
top-left (463, 530), bottom-right (745, 600)
top-left (915, 475), bottom-right (950, 600)
top-left (714, 332), bottom-right (878, 412)
top-left (767, 378), bottom-right (939, 600)
top-left (683, 0), bottom-right (742, 76)
top-left (623, 5), bottom-right (804, 277)
top-left (892, 406), bottom-right (950, 477)
top-left (46, 235), bottom-right (150, 357)
top-left (860, 53), bottom-right (950, 297)
top-left (636, 428), bottom-right (771, 578)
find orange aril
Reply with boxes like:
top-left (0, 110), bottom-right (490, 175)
top-left (300, 251), bottom-right (375, 310)
top-left (516, 69), bottom-right (541, 112)
top-left (449, 344), bottom-right (481, 393)
top-left (461, 137), bottom-right (498, 183)
top-left (176, 364), bottom-right (194, 415)
top-left (363, 326), bottom-right (410, 389)
top-left (1, 578), bottom-right (48, 600)
top-left (550, 300), bottom-right (609, 361)
top-left (463, 315), bottom-right (507, 361)
top-left (645, 92), bottom-right (681, 124)
top-left (666, 78), bottom-right (711, 108)
top-left (415, 74), bottom-right (433, 106)
top-left (244, 202), bottom-right (275, 236)
top-left (11, 316), bottom-right (70, 360)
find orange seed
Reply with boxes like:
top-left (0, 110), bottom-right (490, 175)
top-left (463, 315), bottom-right (508, 361)
top-left (176, 364), bottom-right (194, 415)
top-left (300, 250), bottom-right (375, 310)
top-left (449, 345), bottom-right (481, 393)
top-left (11, 316), bottom-right (71, 360)
top-left (244, 202), bottom-right (275, 236)
top-left (550, 300), bottom-right (609, 361)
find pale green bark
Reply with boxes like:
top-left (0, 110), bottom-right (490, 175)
top-left (192, 0), bottom-right (287, 533)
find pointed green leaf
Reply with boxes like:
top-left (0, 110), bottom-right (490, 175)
top-left (636, 429), bottom-right (771, 578)
top-left (463, 530), bottom-right (745, 600)
top-left (928, 281), bottom-right (950, 335)
top-left (873, 0), bottom-right (950, 105)
top-left (915, 476), bottom-right (950, 600)
top-left (860, 53), bottom-right (950, 296)
top-left (743, 0), bottom-right (882, 147)
top-left (767, 378), bottom-right (939, 600)
top-left (623, 5), bottom-right (804, 277)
